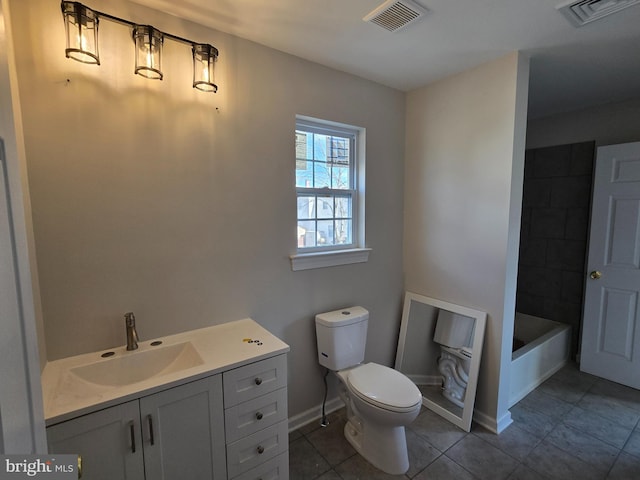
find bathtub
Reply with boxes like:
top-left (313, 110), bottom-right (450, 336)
top-left (509, 313), bottom-right (571, 407)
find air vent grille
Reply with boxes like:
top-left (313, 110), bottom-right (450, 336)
top-left (363, 0), bottom-right (428, 32)
top-left (557, 0), bottom-right (640, 26)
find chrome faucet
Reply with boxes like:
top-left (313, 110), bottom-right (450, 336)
top-left (125, 312), bottom-right (139, 351)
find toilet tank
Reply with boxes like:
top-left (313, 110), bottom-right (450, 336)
top-left (433, 309), bottom-right (475, 348)
top-left (315, 306), bottom-right (368, 371)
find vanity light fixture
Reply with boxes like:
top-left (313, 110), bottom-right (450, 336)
top-left (62, 1), bottom-right (99, 64)
top-left (133, 25), bottom-right (163, 80)
top-left (192, 43), bottom-right (218, 92)
top-left (60, 1), bottom-right (219, 92)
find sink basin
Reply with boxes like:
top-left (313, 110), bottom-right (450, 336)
top-left (70, 342), bottom-right (204, 387)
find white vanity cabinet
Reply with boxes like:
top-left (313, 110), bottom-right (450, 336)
top-left (43, 319), bottom-right (290, 480)
top-left (223, 354), bottom-right (289, 480)
top-left (47, 375), bottom-right (226, 480)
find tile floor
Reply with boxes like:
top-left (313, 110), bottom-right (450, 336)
top-left (288, 363), bottom-right (640, 479)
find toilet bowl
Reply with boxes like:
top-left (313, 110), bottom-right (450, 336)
top-left (433, 308), bottom-right (475, 408)
top-left (437, 346), bottom-right (471, 408)
top-left (315, 307), bottom-right (422, 475)
top-left (336, 363), bottom-right (422, 474)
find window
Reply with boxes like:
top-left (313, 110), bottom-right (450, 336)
top-left (291, 116), bottom-right (370, 271)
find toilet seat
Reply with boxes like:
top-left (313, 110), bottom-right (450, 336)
top-left (347, 363), bottom-right (422, 413)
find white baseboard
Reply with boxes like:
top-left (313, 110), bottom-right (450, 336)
top-left (289, 392), bottom-right (514, 436)
top-left (288, 396), bottom-right (345, 433)
top-left (472, 408), bottom-right (512, 434)
top-left (407, 374), bottom-right (442, 386)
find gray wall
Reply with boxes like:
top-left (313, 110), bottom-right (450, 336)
top-left (526, 98), bottom-right (640, 149)
top-left (11, 0), bottom-right (406, 420)
top-left (404, 52), bottom-right (529, 431)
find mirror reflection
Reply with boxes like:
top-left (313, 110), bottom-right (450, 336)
top-left (395, 292), bottom-right (486, 431)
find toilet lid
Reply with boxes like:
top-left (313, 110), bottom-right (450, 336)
top-left (347, 363), bottom-right (422, 412)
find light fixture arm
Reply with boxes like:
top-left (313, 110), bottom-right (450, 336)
top-left (90, 8), bottom-right (214, 51)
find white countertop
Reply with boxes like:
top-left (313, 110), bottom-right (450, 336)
top-left (42, 318), bottom-right (289, 425)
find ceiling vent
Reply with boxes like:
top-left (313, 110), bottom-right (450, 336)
top-left (363, 0), bottom-right (429, 33)
top-left (557, 0), bottom-right (640, 26)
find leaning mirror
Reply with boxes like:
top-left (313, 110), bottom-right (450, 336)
top-left (395, 291), bottom-right (486, 432)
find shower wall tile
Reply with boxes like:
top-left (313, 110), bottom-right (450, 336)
top-left (531, 144), bottom-right (571, 178)
top-left (518, 238), bottom-right (547, 267)
top-left (530, 208), bottom-right (567, 239)
top-left (524, 149), bottom-right (536, 180)
top-left (516, 292), bottom-right (546, 318)
top-left (523, 179), bottom-right (552, 207)
top-left (546, 239), bottom-right (586, 271)
top-left (570, 142), bottom-right (596, 175)
top-left (516, 141), bottom-right (595, 358)
top-left (518, 265), bottom-right (562, 298)
top-left (564, 208), bottom-right (590, 241)
top-left (561, 271), bottom-right (584, 304)
top-left (550, 176), bottom-right (592, 208)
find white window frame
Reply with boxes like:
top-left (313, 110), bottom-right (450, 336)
top-left (290, 116), bottom-right (370, 271)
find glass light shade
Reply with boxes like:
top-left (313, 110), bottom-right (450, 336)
top-left (192, 43), bottom-right (218, 92)
top-left (62, 1), bottom-right (99, 64)
top-left (133, 25), bottom-right (163, 80)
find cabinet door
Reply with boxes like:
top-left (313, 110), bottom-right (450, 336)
top-left (47, 400), bottom-right (144, 480)
top-left (140, 375), bottom-right (226, 480)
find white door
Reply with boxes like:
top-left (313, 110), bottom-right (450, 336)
top-left (580, 141), bottom-right (640, 389)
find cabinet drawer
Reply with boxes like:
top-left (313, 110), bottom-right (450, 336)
top-left (231, 451), bottom-right (289, 480)
top-left (226, 420), bottom-right (288, 478)
top-left (225, 387), bottom-right (288, 443)
top-left (224, 355), bottom-right (287, 406)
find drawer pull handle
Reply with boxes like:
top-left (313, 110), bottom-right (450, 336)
top-left (129, 422), bottom-right (136, 453)
top-left (255, 412), bottom-right (263, 420)
top-left (257, 445), bottom-right (265, 455)
top-left (148, 415), bottom-right (155, 446)
top-left (254, 377), bottom-right (263, 386)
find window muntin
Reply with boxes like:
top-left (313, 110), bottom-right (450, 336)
top-left (295, 121), bottom-right (357, 251)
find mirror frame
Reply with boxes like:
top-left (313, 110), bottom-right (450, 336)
top-left (395, 291), bottom-right (486, 432)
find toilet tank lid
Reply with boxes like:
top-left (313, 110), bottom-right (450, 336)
top-left (315, 306), bottom-right (369, 327)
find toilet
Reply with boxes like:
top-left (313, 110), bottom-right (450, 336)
top-left (315, 307), bottom-right (422, 475)
top-left (433, 309), bottom-right (475, 408)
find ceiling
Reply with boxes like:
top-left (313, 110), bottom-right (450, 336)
top-left (131, 0), bottom-right (640, 119)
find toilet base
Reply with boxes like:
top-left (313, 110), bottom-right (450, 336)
top-left (343, 417), bottom-right (410, 475)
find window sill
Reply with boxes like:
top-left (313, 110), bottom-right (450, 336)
top-left (290, 248), bottom-right (372, 271)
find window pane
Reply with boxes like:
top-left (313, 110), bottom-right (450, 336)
top-left (317, 220), bottom-right (334, 246)
top-left (313, 134), bottom-right (328, 161)
top-left (314, 162), bottom-right (330, 188)
top-left (329, 137), bottom-right (349, 165)
top-left (334, 196), bottom-right (351, 219)
top-left (295, 131), bottom-right (312, 160)
top-left (332, 165), bottom-right (350, 189)
top-left (297, 196), bottom-right (315, 219)
top-left (298, 220), bottom-right (316, 248)
top-left (296, 159), bottom-right (313, 188)
top-left (317, 196), bottom-right (334, 219)
top-left (335, 219), bottom-right (352, 245)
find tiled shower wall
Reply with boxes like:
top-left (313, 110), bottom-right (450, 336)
top-left (516, 141), bottom-right (595, 357)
